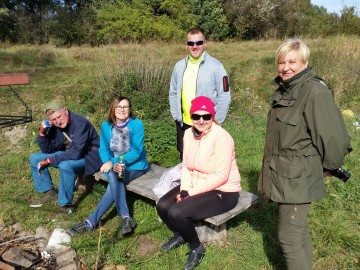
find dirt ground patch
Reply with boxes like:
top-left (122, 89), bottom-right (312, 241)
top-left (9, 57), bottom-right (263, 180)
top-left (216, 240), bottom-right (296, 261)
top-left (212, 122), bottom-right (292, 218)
top-left (3, 125), bottom-right (27, 146)
top-left (135, 234), bottom-right (159, 257)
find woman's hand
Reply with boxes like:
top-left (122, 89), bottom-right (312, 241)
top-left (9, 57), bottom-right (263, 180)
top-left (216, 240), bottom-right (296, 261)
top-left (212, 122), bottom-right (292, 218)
top-left (176, 190), bottom-right (190, 203)
top-left (100, 161), bottom-right (113, 173)
top-left (113, 163), bottom-right (123, 173)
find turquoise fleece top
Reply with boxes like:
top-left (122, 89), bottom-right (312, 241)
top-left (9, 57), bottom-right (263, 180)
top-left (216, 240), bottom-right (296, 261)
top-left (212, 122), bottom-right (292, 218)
top-left (99, 118), bottom-right (149, 171)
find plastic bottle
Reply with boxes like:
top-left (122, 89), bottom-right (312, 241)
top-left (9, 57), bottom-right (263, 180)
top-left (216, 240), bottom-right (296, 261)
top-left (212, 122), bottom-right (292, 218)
top-left (118, 155), bottom-right (126, 179)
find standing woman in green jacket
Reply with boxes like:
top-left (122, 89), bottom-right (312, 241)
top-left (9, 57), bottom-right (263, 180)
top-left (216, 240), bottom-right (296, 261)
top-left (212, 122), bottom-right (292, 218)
top-left (258, 38), bottom-right (352, 270)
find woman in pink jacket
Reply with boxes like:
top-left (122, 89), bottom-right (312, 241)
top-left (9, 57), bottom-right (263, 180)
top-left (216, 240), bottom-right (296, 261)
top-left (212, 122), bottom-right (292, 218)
top-left (156, 96), bottom-right (241, 270)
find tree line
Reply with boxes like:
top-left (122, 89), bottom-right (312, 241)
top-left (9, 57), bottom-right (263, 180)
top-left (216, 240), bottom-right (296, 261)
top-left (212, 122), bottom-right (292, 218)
top-left (1, 0), bottom-right (359, 46)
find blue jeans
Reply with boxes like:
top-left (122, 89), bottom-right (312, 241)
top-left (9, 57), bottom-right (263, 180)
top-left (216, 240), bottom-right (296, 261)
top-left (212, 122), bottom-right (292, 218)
top-left (87, 168), bottom-right (146, 227)
top-left (29, 151), bottom-right (85, 206)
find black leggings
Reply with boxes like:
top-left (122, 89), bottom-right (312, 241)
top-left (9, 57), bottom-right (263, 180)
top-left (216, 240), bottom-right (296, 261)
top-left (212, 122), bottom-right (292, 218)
top-left (156, 185), bottom-right (239, 249)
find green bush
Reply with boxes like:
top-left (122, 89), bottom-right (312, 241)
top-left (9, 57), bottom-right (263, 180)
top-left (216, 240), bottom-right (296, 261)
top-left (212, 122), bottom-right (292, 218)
top-left (94, 56), bottom-right (173, 120)
top-left (144, 120), bottom-right (178, 166)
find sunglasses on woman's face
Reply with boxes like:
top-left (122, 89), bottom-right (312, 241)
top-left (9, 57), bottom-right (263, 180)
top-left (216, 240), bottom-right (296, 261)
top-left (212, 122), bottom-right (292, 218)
top-left (191, 113), bottom-right (212, 121)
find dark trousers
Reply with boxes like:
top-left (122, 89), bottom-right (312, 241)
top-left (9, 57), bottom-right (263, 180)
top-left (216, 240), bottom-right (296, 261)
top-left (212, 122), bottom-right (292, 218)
top-left (278, 203), bottom-right (313, 270)
top-left (175, 121), bottom-right (192, 161)
top-left (156, 185), bottom-right (239, 249)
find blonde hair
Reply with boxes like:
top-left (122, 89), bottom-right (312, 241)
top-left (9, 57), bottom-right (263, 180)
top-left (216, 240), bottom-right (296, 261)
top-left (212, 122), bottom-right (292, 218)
top-left (275, 38), bottom-right (310, 67)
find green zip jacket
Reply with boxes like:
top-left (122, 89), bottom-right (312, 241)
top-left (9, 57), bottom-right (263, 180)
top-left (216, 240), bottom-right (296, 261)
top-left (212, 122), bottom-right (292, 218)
top-left (258, 67), bottom-right (352, 203)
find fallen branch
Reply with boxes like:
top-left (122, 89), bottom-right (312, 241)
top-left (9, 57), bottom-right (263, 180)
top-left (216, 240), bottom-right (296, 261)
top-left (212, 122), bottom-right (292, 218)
top-left (94, 223), bottom-right (102, 270)
top-left (124, 235), bottom-right (138, 256)
top-left (0, 244), bottom-right (9, 257)
top-left (0, 235), bottom-right (35, 247)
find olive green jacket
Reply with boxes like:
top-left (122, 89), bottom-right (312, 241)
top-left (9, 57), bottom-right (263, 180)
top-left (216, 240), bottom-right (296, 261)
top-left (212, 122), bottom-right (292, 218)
top-left (258, 67), bottom-right (352, 203)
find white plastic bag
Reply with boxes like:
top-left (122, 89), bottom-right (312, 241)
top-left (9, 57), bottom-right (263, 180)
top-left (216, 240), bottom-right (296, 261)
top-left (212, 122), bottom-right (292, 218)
top-left (152, 163), bottom-right (181, 199)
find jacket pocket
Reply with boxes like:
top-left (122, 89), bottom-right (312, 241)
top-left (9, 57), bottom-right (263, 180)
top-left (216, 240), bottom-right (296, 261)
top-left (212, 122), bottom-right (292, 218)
top-left (270, 156), bottom-right (303, 178)
top-left (269, 156), bottom-right (306, 202)
top-left (277, 107), bottom-right (302, 126)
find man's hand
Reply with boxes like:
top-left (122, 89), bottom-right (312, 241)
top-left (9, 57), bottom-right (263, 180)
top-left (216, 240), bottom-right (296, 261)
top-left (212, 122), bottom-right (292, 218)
top-left (324, 168), bottom-right (351, 182)
top-left (37, 159), bottom-right (50, 175)
top-left (39, 120), bottom-right (51, 136)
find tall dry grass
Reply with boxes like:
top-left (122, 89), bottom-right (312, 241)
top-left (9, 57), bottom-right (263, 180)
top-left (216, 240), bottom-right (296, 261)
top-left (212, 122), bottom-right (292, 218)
top-left (309, 35), bottom-right (360, 107)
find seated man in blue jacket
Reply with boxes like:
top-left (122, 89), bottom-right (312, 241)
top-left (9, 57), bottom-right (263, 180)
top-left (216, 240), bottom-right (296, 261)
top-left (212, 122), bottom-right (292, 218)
top-left (29, 100), bottom-right (102, 214)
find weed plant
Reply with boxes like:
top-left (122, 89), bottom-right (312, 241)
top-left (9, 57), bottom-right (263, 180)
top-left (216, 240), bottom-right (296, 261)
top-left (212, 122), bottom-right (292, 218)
top-left (0, 37), bottom-right (359, 269)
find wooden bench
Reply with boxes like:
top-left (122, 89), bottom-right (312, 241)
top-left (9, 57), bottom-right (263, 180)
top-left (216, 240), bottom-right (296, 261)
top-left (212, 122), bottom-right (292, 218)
top-left (0, 73), bottom-right (32, 128)
top-left (94, 164), bottom-right (258, 245)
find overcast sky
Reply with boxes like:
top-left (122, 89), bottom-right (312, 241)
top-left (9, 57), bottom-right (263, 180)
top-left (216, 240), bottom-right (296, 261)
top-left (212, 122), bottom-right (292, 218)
top-left (310, 0), bottom-right (360, 14)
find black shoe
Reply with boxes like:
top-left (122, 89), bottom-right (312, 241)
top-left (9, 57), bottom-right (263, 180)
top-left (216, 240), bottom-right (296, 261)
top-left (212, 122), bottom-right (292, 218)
top-left (67, 221), bottom-right (92, 235)
top-left (121, 217), bottom-right (136, 235)
top-left (29, 189), bottom-right (57, 208)
top-left (160, 234), bottom-right (185, 252)
top-left (184, 243), bottom-right (205, 270)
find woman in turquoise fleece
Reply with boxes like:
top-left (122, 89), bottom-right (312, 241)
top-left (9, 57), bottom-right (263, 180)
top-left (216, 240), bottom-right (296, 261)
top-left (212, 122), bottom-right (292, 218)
top-left (68, 96), bottom-right (149, 235)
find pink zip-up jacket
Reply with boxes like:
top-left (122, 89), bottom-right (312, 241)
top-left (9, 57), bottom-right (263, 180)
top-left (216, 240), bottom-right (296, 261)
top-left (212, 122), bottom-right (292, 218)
top-left (181, 122), bottom-right (241, 196)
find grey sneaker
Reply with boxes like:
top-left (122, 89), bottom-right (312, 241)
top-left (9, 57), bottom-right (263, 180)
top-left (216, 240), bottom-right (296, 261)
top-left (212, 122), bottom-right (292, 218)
top-left (121, 217), bottom-right (136, 235)
top-left (67, 221), bottom-right (92, 235)
top-left (29, 189), bottom-right (57, 208)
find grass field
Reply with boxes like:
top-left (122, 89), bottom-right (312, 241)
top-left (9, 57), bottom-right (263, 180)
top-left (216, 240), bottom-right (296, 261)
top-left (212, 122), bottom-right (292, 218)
top-left (0, 36), bottom-right (359, 269)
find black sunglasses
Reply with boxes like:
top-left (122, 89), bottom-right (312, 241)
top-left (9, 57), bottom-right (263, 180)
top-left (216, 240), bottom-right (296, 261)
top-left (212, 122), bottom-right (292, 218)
top-left (187, 40), bottom-right (204, 46)
top-left (191, 113), bottom-right (212, 121)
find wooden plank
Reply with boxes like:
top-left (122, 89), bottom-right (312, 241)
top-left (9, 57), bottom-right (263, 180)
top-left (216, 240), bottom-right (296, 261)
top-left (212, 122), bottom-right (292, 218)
top-left (126, 176), bottom-right (158, 201)
top-left (126, 164), bottom-right (166, 201)
top-left (145, 163), bottom-right (167, 178)
top-left (93, 171), bottom-right (107, 181)
top-left (93, 164), bottom-right (166, 202)
top-left (0, 261), bottom-right (15, 270)
top-left (0, 73), bottom-right (30, 86)
top-left (204, 191), bottom-right (258, 226)
top-left (93, 164), bottom-right (258, 226)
